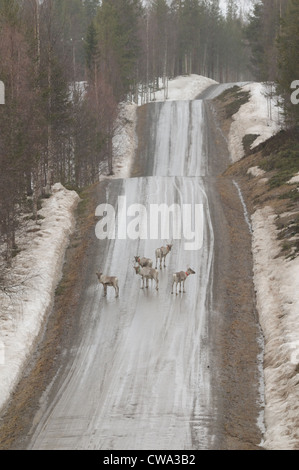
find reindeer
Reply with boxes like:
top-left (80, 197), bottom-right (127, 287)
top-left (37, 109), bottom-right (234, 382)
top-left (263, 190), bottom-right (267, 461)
top-left (134, 256), bottom-right (153, 268)
top-left (155, 244), bottom-right (173, 270)
top-left (96, 272), bottom-right (119, 298)
top-left (133, 265), bottom-right (159, 291)
top-left (171, 268), bottom-right (195, 295)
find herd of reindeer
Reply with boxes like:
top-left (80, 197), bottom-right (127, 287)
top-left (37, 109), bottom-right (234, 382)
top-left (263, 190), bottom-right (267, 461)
top-left (96, 243), bottom-right (196, 298)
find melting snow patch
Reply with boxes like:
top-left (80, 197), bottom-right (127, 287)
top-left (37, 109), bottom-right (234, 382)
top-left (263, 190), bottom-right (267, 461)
top-left (0, 184), bottom-right (80, 413)
top-left (288, 173), bottom-right (299, 185)
top-left (153, 74), bottom-right (218, 102)
top-left (229, 83), bottom-right (282, 163)
top-left (247, 167), bottom-right (266, 178)
top-left (252, 207), bottom-right (299, 450)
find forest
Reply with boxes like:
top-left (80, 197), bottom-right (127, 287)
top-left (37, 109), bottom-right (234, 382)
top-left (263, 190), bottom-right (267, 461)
top-left (0, 0), bottom-right (298, 265)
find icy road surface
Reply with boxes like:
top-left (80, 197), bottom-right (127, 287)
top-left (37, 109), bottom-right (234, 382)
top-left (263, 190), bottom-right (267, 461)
top-left (27, 86), bottom-right (262, 450)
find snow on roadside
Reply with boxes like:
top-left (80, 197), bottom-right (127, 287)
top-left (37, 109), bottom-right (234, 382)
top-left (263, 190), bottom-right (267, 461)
top-left (252, 208), bottom-right (299, 450)
top-left (229, 83), bottom-right (299, 449)
top-left (0, 184), bottom-right (80, 413)
top-left (288, 173), bottom-right (299, 185)
top-left (229, 82), bottom-right (282, 163)
top-left (153, 74), bottom-right (218, 102)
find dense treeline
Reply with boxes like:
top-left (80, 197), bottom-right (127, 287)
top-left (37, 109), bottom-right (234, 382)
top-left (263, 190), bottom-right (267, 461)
top-left (0, 0), bottom-right (250, 264)
top-left (245, 0), bottom-right (299, 126)
top-left (0, 0), bottom-right (98, 265)
top-left (134, 0), bottom-right (249, 90)
top-left (1, 0), bottom-right (298, 266)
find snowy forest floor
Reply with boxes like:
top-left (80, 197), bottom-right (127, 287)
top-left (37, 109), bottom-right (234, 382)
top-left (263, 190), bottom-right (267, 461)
top-left (0, 185), bottom-right (80, 415)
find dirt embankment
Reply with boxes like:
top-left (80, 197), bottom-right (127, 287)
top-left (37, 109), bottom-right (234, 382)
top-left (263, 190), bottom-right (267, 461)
top-left (213, 90), bottom-right (299, 450)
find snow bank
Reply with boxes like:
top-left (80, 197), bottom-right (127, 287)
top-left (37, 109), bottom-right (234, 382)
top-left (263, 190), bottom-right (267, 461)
top-left (247, 166), bottom-right (266, 178)
top-left (229, 83), bottom-right (282, 163)
top-left (288, 173), bottom-right (299, 185)
top-left (153, 75), bottom-right (218, 102)
top-left (252, 208), bottom-right (299, 450)
top-left (0, 184), bottom-right (80, 413)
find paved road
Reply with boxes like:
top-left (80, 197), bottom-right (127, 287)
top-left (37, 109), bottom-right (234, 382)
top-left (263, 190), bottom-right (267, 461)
top-left (26, 85), bottom-right (263, 450)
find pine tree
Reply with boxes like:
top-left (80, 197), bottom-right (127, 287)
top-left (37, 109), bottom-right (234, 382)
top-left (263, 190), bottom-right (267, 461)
top-left (85, 20), bottom-right (98, 72)
top-left (277, 0), bottom-right (299, 126)
top-left (244, 3), bottom-right (267, 80)
top-left (150, 0), bottom-right (170, 91)
top-left (222, 0), bottom-right (248, 81)
top-left (0, 0), bottom-right (19, 27)
top-left (96, 0), bottom-right (142, 101)
top-left (84, 0), bottom-right (100, 25)
top-left (245, 0), bottom-right (289, 81)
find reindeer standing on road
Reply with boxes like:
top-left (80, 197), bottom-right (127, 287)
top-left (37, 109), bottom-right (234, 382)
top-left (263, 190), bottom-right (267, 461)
top-left (171, 268), bottom-right (196, 295)
top-left (96, 272), bottom-right (119, 298)
top-left (133, 265), bottom-right (159, 291)
top-left (155, 244), bottom-right (173, 270)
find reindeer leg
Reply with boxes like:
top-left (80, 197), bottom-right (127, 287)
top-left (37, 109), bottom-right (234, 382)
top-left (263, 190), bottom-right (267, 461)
top-left (104, 285), bottom-right (107, 297)
top-left (183, 280), bottom-right (186, 293)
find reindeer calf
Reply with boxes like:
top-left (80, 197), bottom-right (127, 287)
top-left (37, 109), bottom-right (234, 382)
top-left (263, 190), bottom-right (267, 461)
top-left (96, 272), bottom-right (119, 298)
top-left (134, 265), bottom-right (159, 291)
top-left (171, 268), bottom-right (195, 295)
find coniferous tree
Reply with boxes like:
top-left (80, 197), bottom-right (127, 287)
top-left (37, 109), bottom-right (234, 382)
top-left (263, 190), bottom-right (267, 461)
top-left (277, 0), bottom-right (299, 126)
top-left (245, 0), bottom-right (288, 81)
top-left (96, 0), bottom-right (142, 102)
top-left (0, 0), bottom-right (260, 271)
top-left (85, 20), bottom-right (98, 72)
top-left (84, 0), bottom-right (100, 25)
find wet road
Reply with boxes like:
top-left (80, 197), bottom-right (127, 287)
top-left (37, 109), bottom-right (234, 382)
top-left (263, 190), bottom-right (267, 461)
top-left (26, 85), bottom-right (263, 450)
